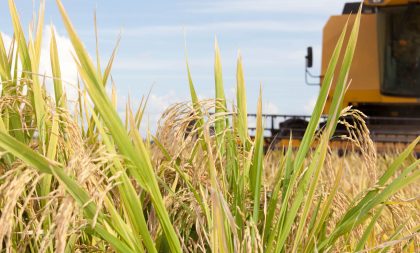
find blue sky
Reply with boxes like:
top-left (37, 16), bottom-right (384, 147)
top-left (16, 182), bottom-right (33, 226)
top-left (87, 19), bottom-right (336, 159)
top-left (0, 0), bottom-right (349, 130)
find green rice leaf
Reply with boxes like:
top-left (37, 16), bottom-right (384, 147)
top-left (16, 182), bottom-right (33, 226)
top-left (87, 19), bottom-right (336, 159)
top-left (214, 38), bottom-right (228, 151)
top-left (8, 0), bottom-right (31, 71)
top-left (250, 86), bottom-right (264, 222)
top-left (34, 0), bottom-right (45, 68)
top-left (293, 18), bottom-right (349, 174)
top-left (236, 52), bottom-right (249, 145)
top-left (355, 206), bottom-right (384, 252)
top-left (90, 108), bottom-right (157, 253)
top-left (103, 37), bottom-right (120, 86)
top-left (326, 8), bottom-right (362, 136)
top-left (0, 33), bottom-right (11, 82)
top-left (55, 1), bottom-right (182, 251)
top-left (50, 27), bottom-right (67, 109)
top-left (268, 15), bottom-right (351, 253)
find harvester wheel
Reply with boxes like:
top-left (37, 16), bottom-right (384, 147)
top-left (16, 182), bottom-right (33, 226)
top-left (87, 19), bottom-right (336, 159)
top-left (278, 118), bottom-right (309, 138)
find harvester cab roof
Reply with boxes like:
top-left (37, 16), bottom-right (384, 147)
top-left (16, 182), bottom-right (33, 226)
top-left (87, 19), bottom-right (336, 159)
top-left (364, 0), bottom-right (420, 6)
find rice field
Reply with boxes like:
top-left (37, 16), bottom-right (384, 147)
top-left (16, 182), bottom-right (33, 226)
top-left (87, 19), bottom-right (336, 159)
top-left (0, 1), bottom-right (419, 252)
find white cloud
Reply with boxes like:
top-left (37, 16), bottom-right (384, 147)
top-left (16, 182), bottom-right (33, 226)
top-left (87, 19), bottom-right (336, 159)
top-left (303, 96), bottom-right (317, 114)
top-left (39, 25), bottom-right (79, 102)
top-left (140, 91), bottom-right (184, 134)
top-left (0, 32), bottom-right (12, 50)
top-left (246, 101), bottom-right (280, 131)
top-left (1, 27), bottom-right (79, 103)
top-left (263, 101), bottom-right (279, 114)
top-left (114, 90), bottom-right (184, 134)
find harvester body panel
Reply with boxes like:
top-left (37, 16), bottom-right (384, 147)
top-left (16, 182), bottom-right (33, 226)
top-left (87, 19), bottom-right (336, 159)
top-left (321, 8), bottom-right (420, 116)
top-left (249, 1), bottom-right (420, 153)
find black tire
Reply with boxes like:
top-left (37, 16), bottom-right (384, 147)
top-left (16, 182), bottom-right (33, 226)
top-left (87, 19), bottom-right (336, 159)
top-left (278, 118), bottom-right (309, 138)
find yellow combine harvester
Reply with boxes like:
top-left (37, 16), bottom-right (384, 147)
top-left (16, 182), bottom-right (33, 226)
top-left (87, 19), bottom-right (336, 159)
top-left (255, 0), bottom-right (420, 152)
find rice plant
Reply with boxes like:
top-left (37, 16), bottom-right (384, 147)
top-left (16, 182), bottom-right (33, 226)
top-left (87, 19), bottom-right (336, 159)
top-left (0, 1), bottom-right (418, 252)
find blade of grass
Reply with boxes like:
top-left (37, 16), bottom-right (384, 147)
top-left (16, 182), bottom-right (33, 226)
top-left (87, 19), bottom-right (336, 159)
top-left (0, 33), bottom-right (11, 83)
top-left (326, 8), bottom-right (362, 137)
top-left (214, 38), bottom-right (228, 152)
top-left (103, 36), bottom-right (120, 86)
top-left (290, 133), bottom-right (332, 251)
top-left (355, 205), bottom-right (384, 252)
top-left (0, 130), bottom-right (135, 253)
top-left (304, 158), bottom-right (345, 253)
top-left (250, 86), bottom-right (264, 248)
top-left (8, 0), bottom-right (31, 70)
top-left (264, 139), bottom-right (293, 246)
top-left (50, 27), bottom-right (67, 110)
top-left (34, 0), bottom-right (45, 68)
top-left (236, 51), bottom-right (249, 145)
top-left (55, 1), bottom-right (182, 251)
top-left (40, 111), bottom-right (60, 198)
top-left (90, 108), bottom-right (157, 253)
top-left (250, 85), bottom-right (264, 221)
top-left (292, 18), bottom-right (349, 174)
top-left (320, 154), bottom-right (420, 249)
top-left (266, 17), bottom-right (351, 253)
top-left (338, 136), bottom-right (419, 225)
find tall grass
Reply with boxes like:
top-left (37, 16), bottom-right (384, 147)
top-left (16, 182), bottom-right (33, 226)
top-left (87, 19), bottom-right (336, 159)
top-left (0, 1), bottom-right (418, 252)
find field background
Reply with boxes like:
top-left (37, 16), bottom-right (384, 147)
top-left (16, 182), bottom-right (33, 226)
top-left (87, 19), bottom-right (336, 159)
top-left (0, 1), bottom-right (419, 252)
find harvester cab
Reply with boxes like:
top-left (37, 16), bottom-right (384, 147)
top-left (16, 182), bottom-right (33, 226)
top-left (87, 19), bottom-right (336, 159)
top-left (320, 0), bottom-right (420, 144)
top-left (255, 0), bottom-right (420, 152)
